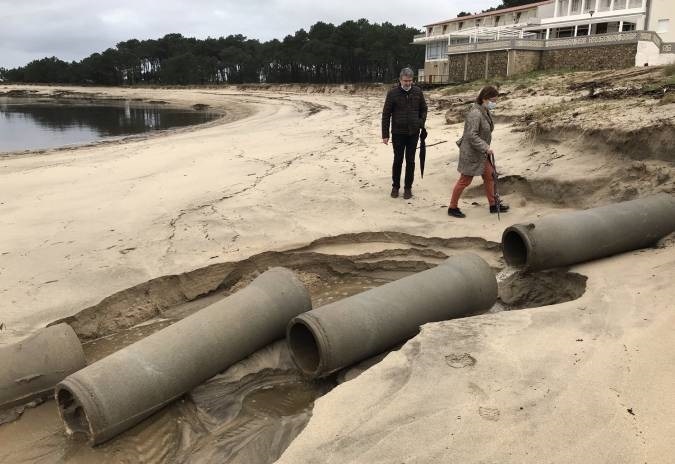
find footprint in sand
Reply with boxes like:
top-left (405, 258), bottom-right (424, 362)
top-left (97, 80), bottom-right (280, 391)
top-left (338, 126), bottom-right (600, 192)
top-left (478, 407), bottom-right (500, 421)
top-left (445, 353), bottom-right (476, 368)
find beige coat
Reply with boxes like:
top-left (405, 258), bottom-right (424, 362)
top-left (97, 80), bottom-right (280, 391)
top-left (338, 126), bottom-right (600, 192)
top-left (456, 103), bottom-right (494, 176)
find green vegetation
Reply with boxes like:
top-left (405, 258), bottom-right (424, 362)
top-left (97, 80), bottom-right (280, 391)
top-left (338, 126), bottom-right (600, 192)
top-left (2, 20), bottom-right (423, 85)
top-left (664, 63), bottom-right (675, 76)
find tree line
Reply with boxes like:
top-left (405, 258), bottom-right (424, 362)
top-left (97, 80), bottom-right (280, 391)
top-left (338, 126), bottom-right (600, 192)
top-left (0, 19), bottom-right (424, 85)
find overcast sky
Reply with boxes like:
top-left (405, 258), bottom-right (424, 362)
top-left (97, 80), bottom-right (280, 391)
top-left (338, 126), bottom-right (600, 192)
top-left (0, 0), bottom-right (499, 69)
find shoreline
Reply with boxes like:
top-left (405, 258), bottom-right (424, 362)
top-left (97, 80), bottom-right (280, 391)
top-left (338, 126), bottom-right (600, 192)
top-left (0, 85), bottom-right (256, 159)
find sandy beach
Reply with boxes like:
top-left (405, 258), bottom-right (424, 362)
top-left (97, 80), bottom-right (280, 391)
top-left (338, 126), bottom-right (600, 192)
top-left (0, 68), bottom-right (674, 463)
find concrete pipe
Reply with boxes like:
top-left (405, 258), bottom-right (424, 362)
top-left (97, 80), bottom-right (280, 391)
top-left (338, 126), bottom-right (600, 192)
top-left (502, 193), bottom-right (675, 271)
top-left (56, 267), bottom-right (311, 445)
top-left (287, 254), bottom-right (497, 378)
top-left (0, 323), bottom-right (86, 409)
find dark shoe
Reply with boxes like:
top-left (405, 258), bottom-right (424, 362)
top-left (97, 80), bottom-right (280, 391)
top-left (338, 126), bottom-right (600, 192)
top-left (448, 207), bottom-right (466, 218)
top-left (391, 188), bottom-right (399, 198)
top-left (403, 188), bottom-right (412, 200)
top-left (489, 203), bottom-right (510, 213)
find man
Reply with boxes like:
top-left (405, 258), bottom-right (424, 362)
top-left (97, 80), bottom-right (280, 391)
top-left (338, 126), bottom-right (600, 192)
top-left (381, 67), bottom-right (428, 200)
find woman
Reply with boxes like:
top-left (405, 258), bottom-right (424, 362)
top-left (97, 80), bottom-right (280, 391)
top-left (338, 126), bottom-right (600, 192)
top-left (448, 86), bottom-right (509, 218)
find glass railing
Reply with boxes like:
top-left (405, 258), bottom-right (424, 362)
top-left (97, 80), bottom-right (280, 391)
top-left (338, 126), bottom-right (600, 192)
top-left (628, 0), bottom-right (642, 8)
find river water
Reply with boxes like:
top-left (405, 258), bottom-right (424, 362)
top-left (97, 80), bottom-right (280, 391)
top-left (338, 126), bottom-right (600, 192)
top-left (0, 97), bottom-right (220, 154)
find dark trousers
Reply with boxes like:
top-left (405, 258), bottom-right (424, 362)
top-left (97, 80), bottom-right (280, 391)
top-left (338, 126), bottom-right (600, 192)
top-left (391, 133), bottom-right (419, 189)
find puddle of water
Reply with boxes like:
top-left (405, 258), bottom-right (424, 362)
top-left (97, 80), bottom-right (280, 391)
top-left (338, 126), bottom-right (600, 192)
top-left (0, 97), bottom-right (220, 153)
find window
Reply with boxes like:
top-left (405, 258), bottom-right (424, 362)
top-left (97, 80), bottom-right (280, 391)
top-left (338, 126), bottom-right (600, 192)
top-left (559, 0), bottom-right (569, 15)
top-left (495, 15), bottom-right (501, 26)
top-left (426, 41), bottom-right (446, 60)
top-left (657, 19), bottom-right (670, 33)
top-left (458, 21), bottom-right (464, 30)
top-left (622, 22), bottom-right (636, 32)
top-left (556, 27), bottom-right (575, 37)
top-left (571, 0), bottom-right (581, 14)
top-left (515, 12), bottom-right (522, 23)
top-left (442, 25), bottom-right (448, 33)
top-left (598, 0), bottom-right (611, 12)
top-left (577, 25), bottom-right (590, 35)
top-left (596, 22), bottom-right (608, 34)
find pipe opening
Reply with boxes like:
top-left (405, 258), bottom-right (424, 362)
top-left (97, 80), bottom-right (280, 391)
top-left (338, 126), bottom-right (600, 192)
top-left (288, 321), bottom-right (321, 376)
top-left (502, 229), bottom-right (528, 267)
top-left (56, 388), bottom-right (91, 438)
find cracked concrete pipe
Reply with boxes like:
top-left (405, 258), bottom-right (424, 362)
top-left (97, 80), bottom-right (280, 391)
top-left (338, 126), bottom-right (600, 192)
top-left (502, 194), bottom-right (675, 271)
top-left (287, 254), bottom-right (497, 378)
top-left (0, 323), bottom-right (86, 409)
top-left (55, 267), bottom-right (311, 445)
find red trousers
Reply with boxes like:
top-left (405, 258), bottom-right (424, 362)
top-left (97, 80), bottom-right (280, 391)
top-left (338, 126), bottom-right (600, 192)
top-left (450, 161), bottom-right (496, 208)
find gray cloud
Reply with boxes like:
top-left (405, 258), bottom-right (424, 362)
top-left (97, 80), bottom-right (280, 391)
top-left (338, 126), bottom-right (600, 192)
top-left (1, 0), bottom-right (497, 68)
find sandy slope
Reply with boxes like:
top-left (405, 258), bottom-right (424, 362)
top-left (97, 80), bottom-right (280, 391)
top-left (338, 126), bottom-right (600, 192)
top-left (0, 84), bottom-right (550, 340)
top-left (0, 73), bottom-right (673, 463)
top-left (277, 247), bottom-right (675, 463)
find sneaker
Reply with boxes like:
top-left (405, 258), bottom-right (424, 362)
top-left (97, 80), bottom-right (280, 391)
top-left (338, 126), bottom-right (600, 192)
top-left (403, 188), bottom-right (412, 199)
top-left (448, 207), bottom-right (466, 218)
top-left (391, 188), bottom-right (399, 198)
top-left (489, 203), bottom-right (510, 213)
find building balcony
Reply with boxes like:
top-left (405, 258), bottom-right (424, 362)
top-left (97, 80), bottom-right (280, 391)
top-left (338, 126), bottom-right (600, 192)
top-left (445, 29), bottom-right (670, 54)
top-left (552, 0), bottom-right (645, 20)
top-left (413, 33), bottom-right (451, 44)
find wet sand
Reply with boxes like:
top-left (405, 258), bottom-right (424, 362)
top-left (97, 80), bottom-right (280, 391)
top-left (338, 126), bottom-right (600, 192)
top-left (0, 235), bottom-right (586, 463)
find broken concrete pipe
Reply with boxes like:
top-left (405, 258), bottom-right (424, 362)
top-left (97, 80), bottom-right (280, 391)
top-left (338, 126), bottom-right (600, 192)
top-left (55, 267), bottom-right (311, 445)
top-left (0, 323), bottom-right (86, 410)
top-left (502, 193), bottom-right (675, 271)
top-left (287, 254), bottom-right (498, 378)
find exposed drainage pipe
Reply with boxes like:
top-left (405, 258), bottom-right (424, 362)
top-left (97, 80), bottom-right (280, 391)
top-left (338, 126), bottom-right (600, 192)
top-left (287, 254), bottom-right (497, 378)
top-left (502, 194), bottom-right (675, 271)
top-left (0, 323), bottom-right (86, 409)
top-left (56, 267), bottom-right (311, 445)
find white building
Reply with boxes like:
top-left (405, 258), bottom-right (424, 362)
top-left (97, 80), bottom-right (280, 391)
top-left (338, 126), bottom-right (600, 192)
top-left (414, 0), bottom-right (674, 83)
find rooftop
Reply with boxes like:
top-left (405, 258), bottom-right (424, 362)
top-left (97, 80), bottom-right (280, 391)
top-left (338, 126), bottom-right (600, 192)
top-left (424, 0), bottom-right (554, 27)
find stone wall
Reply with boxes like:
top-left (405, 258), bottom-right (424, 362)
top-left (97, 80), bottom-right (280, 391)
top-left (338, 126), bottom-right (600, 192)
top-left (540, 44), bottom-right (638, 71)
top-left (448, 55), bottom-right (465, 82)
top-left (443, 43), bottom-right (639, 82)
top-left (507, 50), bottom-right (541, 76)
top-left (487, 51), bottom-right (508, 79)
top-left (466, 53), bottom-right (487, 81)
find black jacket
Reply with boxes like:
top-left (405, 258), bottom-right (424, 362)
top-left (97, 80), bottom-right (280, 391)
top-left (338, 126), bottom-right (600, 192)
top-left (381, 85), bottom-right (428, 139)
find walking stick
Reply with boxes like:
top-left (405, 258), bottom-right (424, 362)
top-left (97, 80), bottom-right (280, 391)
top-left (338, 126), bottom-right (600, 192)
top-left (487, 152), bottom-right (501, 221)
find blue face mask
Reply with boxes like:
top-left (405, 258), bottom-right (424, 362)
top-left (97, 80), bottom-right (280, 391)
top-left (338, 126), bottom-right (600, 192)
top-left (487, 101), bottom-right (497, 111)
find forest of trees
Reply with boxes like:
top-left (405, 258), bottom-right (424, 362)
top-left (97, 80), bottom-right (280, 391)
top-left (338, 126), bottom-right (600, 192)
top-left (0, 1), bottom-right (543, 86)
top-left (1, 20), bottom-right (424, 86)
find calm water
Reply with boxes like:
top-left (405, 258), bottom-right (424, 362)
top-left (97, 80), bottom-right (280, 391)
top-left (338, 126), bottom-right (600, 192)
top-left (0, 97), bottom-right (220, 153)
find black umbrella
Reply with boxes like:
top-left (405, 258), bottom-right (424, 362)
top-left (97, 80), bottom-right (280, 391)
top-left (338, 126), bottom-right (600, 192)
top-left (419, 127), bottom-right (428, 178)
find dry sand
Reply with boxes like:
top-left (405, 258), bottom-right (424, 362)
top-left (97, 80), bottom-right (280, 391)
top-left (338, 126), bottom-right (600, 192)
top-left (0, 68), bottom-right (674, 463)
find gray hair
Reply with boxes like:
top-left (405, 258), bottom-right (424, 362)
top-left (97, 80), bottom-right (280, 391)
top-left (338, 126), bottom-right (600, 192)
top-left (399, 67), bottom-right (414, 78)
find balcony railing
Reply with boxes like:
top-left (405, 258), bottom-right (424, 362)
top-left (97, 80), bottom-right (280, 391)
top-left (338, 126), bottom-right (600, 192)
top-left (447, 30), bottom-right (666, 54)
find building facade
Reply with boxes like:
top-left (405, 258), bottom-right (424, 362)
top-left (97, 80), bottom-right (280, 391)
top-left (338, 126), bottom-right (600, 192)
top-left (414, 0), bottom-right (675, 83)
